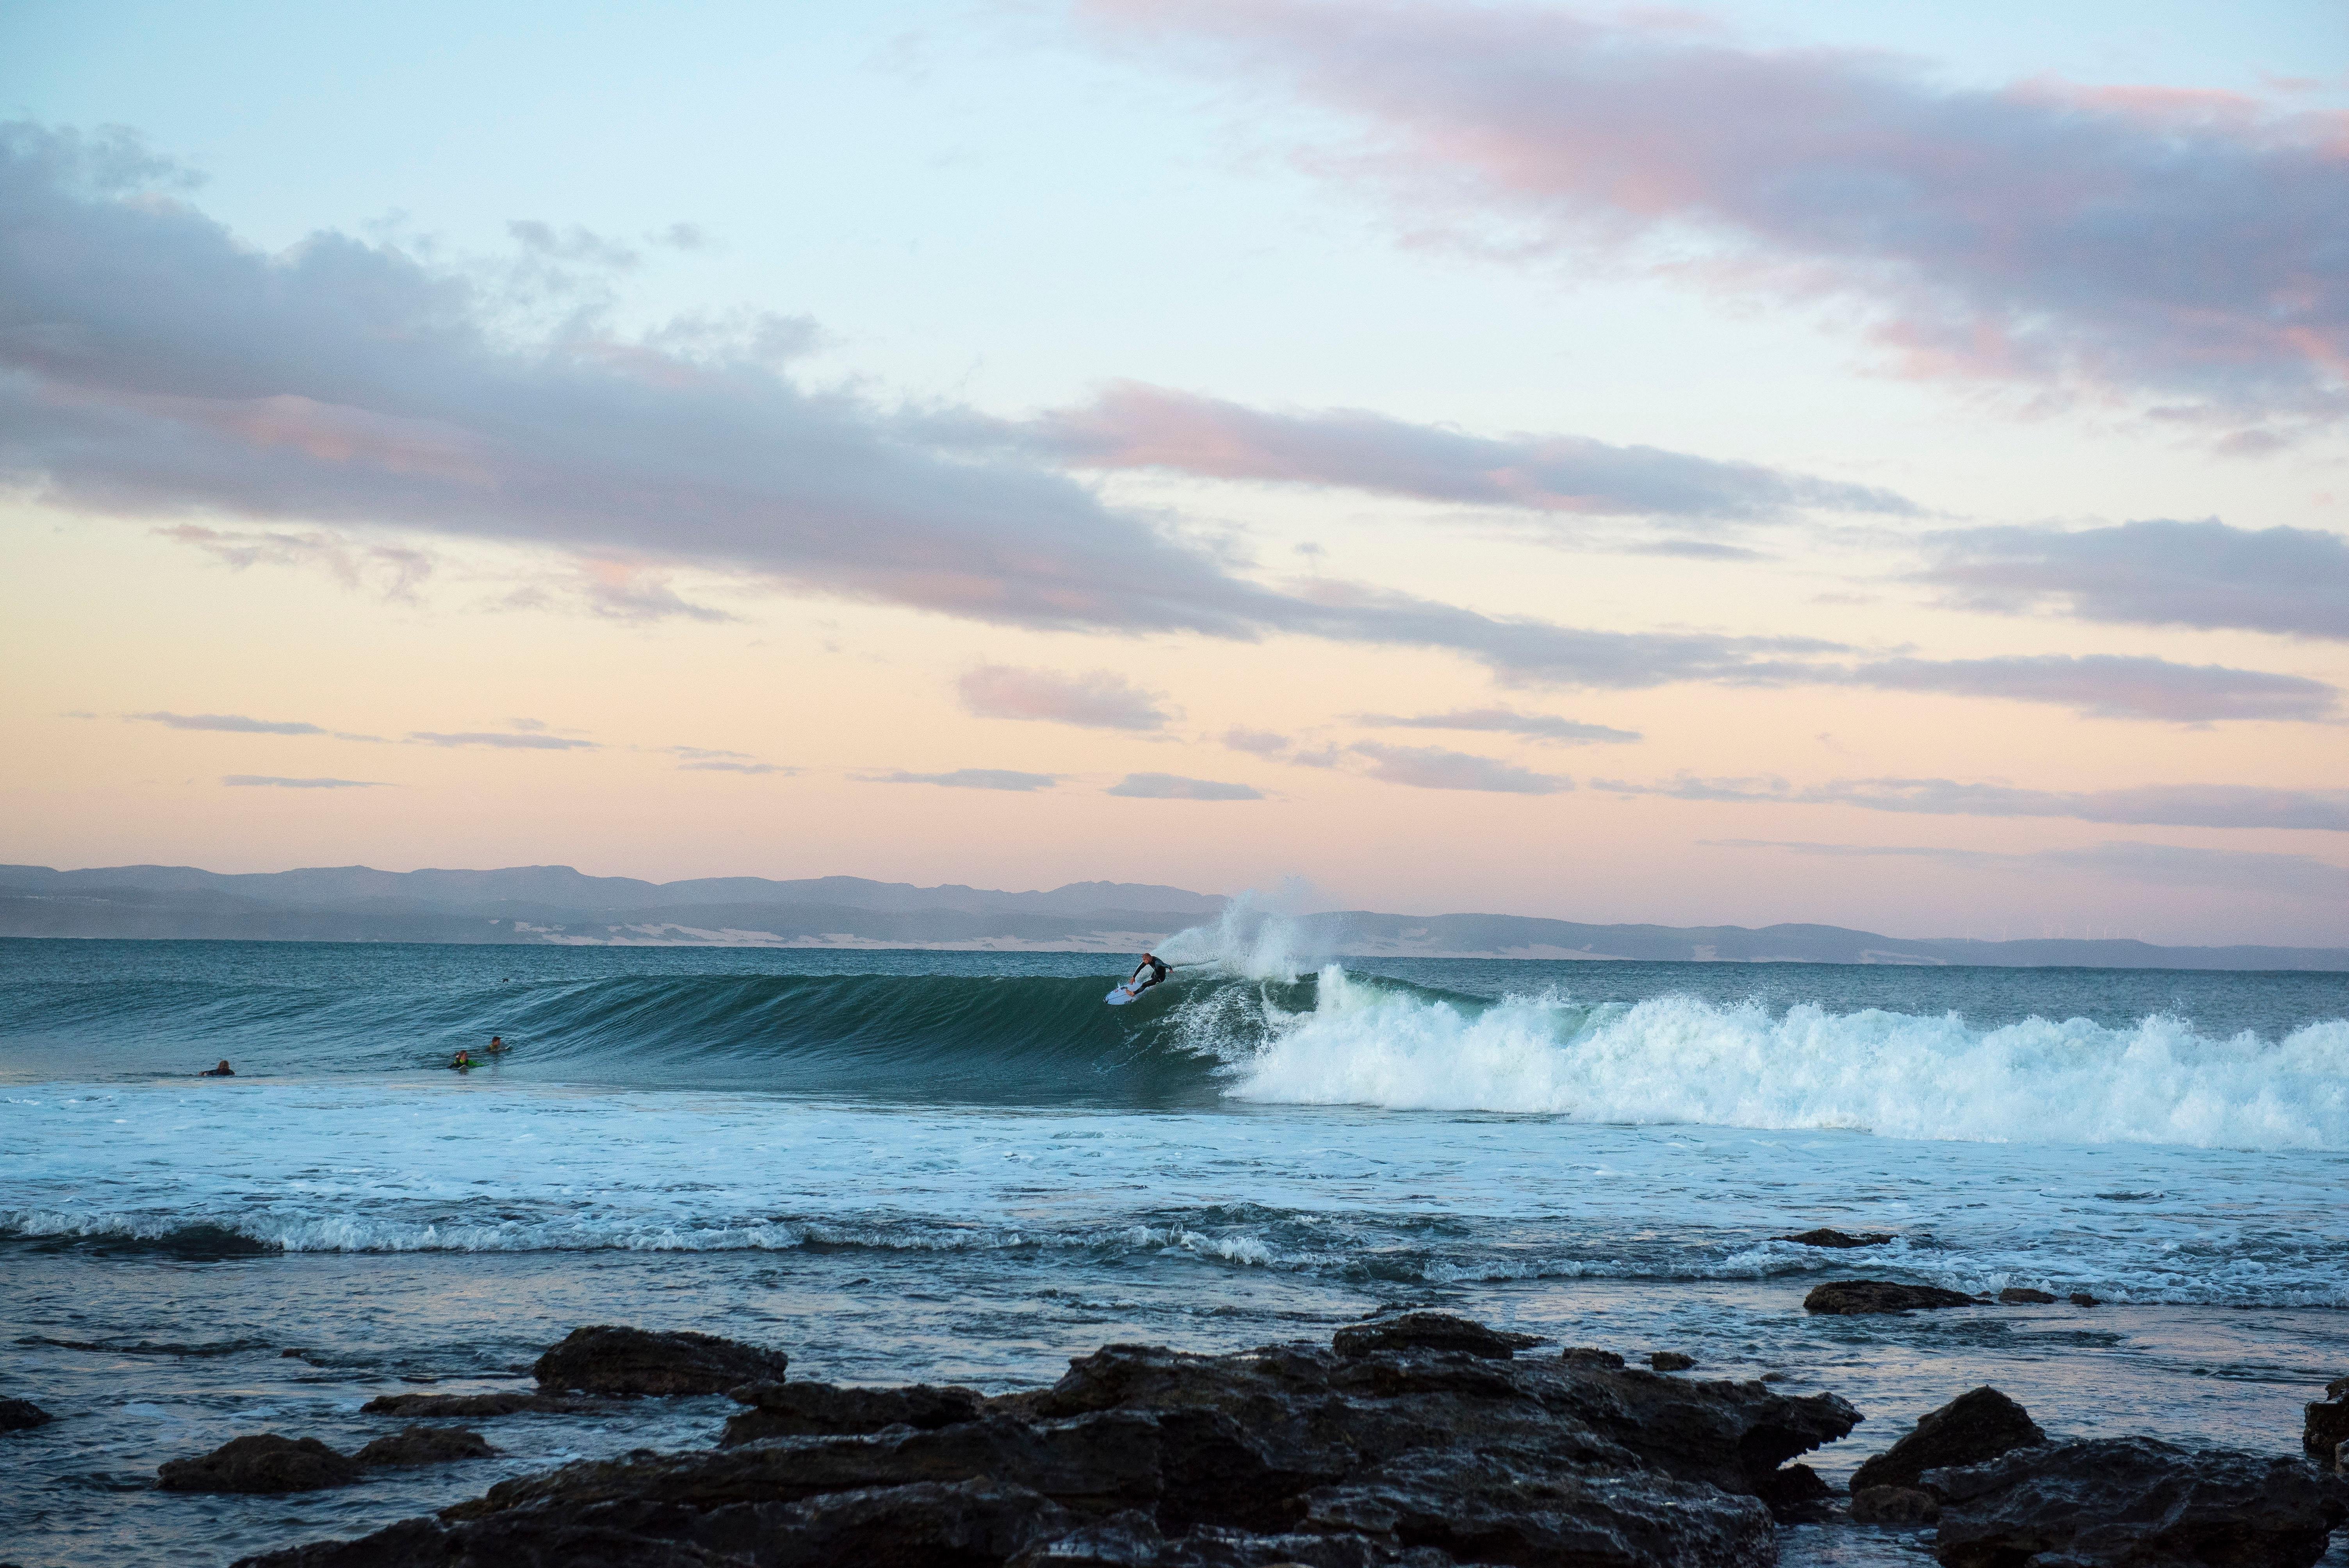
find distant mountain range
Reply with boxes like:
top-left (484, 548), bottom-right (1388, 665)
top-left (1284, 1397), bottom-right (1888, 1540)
top-left (2, 862), bottom-right (2342, 970)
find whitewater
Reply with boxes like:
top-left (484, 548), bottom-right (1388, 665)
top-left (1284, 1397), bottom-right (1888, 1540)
top-left (2, 934), bottom-right (2344, 1567)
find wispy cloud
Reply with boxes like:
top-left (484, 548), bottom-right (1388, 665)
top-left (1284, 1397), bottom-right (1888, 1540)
top-left (1711, 837), bottom-right (2349, 900)
top-left (1600, 775), bottom-right (2349, 832)
top-left (1013, 381), bottom-right (1912, 520)
top-left (1350, 708), bottom-right (1640, 745)
top-left (958, 666), bottom-right (1173, 731)
top-left (1222, 727), bottom-right (1295, 757)
top-left (1104, 772), bottom-right (1264, 800)
top-left (155, 524), bottom-right (434, 601)
top-left (406, 731), bottom-right (599, 750)
top-left (574, 559), bottom-right (734, 624)
top-left (661, 744), bottom-right (788, 774)
top-left (1350, 742), bottom-right (1572, 795)
top-left (221, 775), bottom-right (388, 789)
top-left (132, 711), bottom-right (324, 736)
top-left (1093, 0), bottom-right (2349, 436)
top-left (865, 768), bottom-right (1060, 791)
top-left (1923, 519), bottom-right (2349, 640)
top-left (1833, 655), bottom-right (2335, 724)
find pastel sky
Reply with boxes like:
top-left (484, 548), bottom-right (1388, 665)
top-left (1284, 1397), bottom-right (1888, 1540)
top-left (3, 0), bottom-right (2345, 945)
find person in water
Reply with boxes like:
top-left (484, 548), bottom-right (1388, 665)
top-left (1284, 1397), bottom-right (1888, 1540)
top-left (450, 1049), bottom-right (475, 1071)
top-left (1127, 953), bottom-right (1170, 997)
top-left (484, 1036), bottom-right (509, 1055)
top-left (200, 1060), bottom-right (235, 1077)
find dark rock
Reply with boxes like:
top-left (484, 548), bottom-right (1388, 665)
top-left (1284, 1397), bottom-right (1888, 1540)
top-left (702, 1477), bottom-right (1080, 1568)
top-left (0, 1396), bottom-right (53, 1432)
top-left (2067, 1291), bottom-right (2099, 1307)
top-left (254, 1479), bottom-right (1083, 1567)
top-left (1649, 1352), bottom-right (1695, 1372)
top-left (238, 1506), bottom-right (747, 1566)
top-left (1563, 1347), bottom-right (1627, 1370)
top-left (1033, 1336), bottom-right (1860, 1499)
top-left (244, 1317), bottom-right (1862, 1568)
top-left (354, 1425), bottom-right (494, 1467)
top-left (533, 1325), bottom-right (790, 1397)
top-left (1294, 1444), bottom-right (1775, 1568)
top-left (1850, 1484), bottom-right (1939, 1525)
top-left (1850, 1387), bottom-right (2044, 1495)
top-left (360, 1389), bottom-right (616, 1418)
top-left (1751, 1463), bottom-right (1833, 1522)
top-left (1995, 1287), bottom-right (2057, 1304)
top-left (1776, 1228), bottom-right (1894, 1248)
top-left (1330, 1312), bottom-right (1540, 1360)
top-left (447, 1406), bottom-right (1316, 1534)
top-left (1927, 1436), bottom-right (2347, 1568)
top-left (2308, 1398), bottom-right (2349, 1463)
top-left (158, 1433), bottom-right (363, 1493)
top-left (2328, 1375), bottom-right (2349, 1401)
top-left (1011, 1514), bottom-right (1451, 1566)
top-left (1804, 1279), bottom-right (1981, 1315)
top-left (722, 1379), bottom-right (984, 1446)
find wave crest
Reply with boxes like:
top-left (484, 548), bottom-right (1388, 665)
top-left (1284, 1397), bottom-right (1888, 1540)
top-left (1223, 968), bottom-right (2349, 1147)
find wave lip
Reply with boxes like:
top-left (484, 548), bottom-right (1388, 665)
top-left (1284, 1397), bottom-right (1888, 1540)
top-left (1220, 968), bottom-right (2349, 1149)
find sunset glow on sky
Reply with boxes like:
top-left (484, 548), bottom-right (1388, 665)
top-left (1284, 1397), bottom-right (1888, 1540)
top-left (3, 0), bottom-right (2345, 945)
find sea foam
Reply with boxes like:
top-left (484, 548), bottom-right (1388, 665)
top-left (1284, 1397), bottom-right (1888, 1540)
top-left (1224, 966), bottom-right (2349, 1149)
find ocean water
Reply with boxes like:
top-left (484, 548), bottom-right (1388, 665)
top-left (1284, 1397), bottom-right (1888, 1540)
top-left (2, 932), bottom-right (2345, 1567)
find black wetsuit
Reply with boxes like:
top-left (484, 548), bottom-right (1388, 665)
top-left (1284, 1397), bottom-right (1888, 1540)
top-left (1130, 957), bottom-right (1170, 994)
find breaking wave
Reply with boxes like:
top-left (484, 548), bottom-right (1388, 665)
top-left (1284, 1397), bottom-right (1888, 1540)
top-left (1230, 968), bottom-right (2349, 1149)
top-left (5, 934), bottom-right (2344, 1145)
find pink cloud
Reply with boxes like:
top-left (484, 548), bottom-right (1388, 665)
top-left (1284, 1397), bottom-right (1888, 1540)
top-left (957, 666), bottom-right (1173, 730)
top-left (1030, 381), bottom-right (1909, 518)
top-left (1089, 0), bottom-right (2349, 435)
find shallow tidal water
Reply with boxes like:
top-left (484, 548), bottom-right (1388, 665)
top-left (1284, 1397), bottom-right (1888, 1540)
top-left (2, 936), bottom-right (2345, 1566)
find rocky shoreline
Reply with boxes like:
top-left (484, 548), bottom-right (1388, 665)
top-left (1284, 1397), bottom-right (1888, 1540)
top-left (66, 1306), bottom-right (2344, 1568)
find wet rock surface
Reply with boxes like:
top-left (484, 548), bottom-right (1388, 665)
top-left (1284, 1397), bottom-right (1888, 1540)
top-left (1750, 1462), bottom-right (1834, 1522)
top-left (1292, 1444), bottom-right (1776, 1566)
top-left (2308, 1378), bottom-right (2349, 1462)
top-left (1776, 1228), bottom-right (1894, 1248)
top-left (354, 1425), bottom-right (495, 1467)
top-left (1995, 1286), bottom-right (2057, 1304)
top-left (532, 1324), bottom-right (791, 1397)
top-left (1648, 1352), bottom-right (1695, 1372)
top-left (1328, 1312), bottom-right (1540, 1360)
top-left (1927, 1436), bottom-right (2347, 1568)
top-left (1804, 1279), bottom-right (1983, 1315)
top-left (360, 1388), bottom-right (618, 1418)
top-left (159, 1433), bottom-right (364, 1493)
top-left (1011, 1513), bottom-right (1452, 1566)
top-left (1849, 1386), bottom-right (2045, 1495)
top-left (0, 1395), bottom-right (52, 1431)
top-left (722, 1378), bottom-right (986, 1446)
top-left (233, 1316), bottom-right (1859, 1567)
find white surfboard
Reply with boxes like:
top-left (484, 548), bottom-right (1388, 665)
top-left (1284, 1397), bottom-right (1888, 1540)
top-left (1104, 984), bottom-right (1141, 1006)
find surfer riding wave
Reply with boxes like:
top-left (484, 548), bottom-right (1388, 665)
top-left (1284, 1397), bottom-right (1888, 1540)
top-left (1106, 952), bottom-right (1177, 1007)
